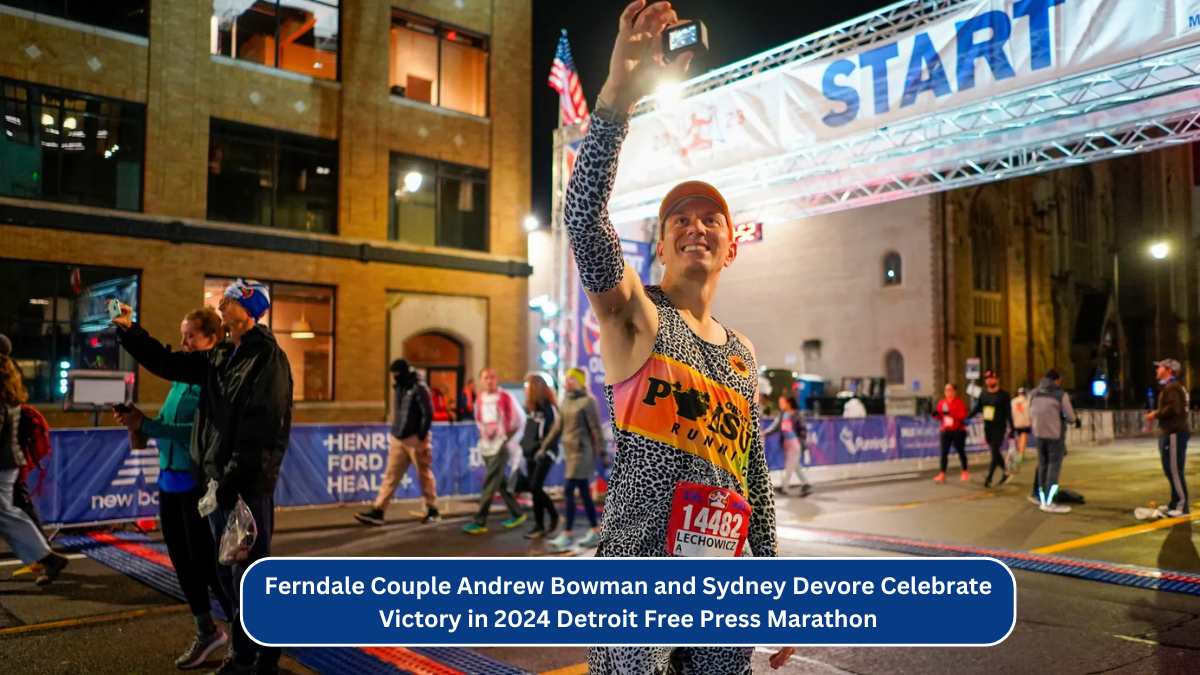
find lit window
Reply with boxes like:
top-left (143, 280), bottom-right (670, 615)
top-left (883, 251), bottom-right (902, 286)
top-left (211, 0), bottom-right (339, 80)
top-left (389, 153), bottom-right (488, 251)
top-left (0, 258), bottom-right (140, 403)
top-left (390, 11), bottom-right (488, 117)
top-left (1, 78), bottom-right (144, 211)
top-left (204, 277), bottom-right (335, 401)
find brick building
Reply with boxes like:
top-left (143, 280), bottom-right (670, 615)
top-left (0, 0), bottom-right (532, 426)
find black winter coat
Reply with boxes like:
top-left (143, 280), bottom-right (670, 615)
top-left (118, 324), bottom-right (293, 498)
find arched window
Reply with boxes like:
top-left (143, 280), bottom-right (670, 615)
top-left (885, 350), bottom-right (905, 385)
top-left (883, 251), bottom-right (902, 286)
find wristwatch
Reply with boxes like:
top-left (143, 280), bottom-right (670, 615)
top-left (592, 102), bottom-right (631, 126)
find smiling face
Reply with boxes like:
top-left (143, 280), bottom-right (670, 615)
top-left (656, 197), bottom-right (737, 279)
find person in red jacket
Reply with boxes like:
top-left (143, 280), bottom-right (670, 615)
top-left (933, 382), bottom-right (970, 483)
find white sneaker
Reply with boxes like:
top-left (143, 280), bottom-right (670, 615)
top-left (547, 532), bottom-right (573, 549)
top-left (577, 530), bottom-right (600, 548)
top-left (1165, 509), bottom-right (1188, 518)
top-left (1040, 503), bottom-right (1071, 514)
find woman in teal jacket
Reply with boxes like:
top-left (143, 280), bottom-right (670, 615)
top-left (116, 308), bottom-right (233, 670)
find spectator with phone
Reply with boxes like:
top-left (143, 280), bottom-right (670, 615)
top-left (113, 307), bottom-right (233, 670)
top-left (111, 278), bottom-right (292, 675)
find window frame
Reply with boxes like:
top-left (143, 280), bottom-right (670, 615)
top-left (883, 250), bottom-right (902, 287)
top-left (390, 8), bottom-right (490, 117)
top-left (1, 77), bottom-right (146, 211)
top-left (0, 256), bottom-right (143, 404)
top-left (203, 276), bottom-right (337, 402)
top-left (207, 118), bottom-right (339, 234)
top-left (2, 0), bottom-right (151, 37)
top-left (388, 152), bottom-right (490, 252)
top-left (210, 0), bottom-right (341, 81)
top-left (885, 349), bottom-right (905, 385)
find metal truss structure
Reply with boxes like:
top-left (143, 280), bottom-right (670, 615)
top-left (634, 0), bottom-right (978, 115)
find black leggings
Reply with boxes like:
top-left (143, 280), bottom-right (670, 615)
top-left (530, 454), bottom-right (558, 530)
top-left (160, 487), bottom-right (231, 619)
top-left (940, 430), bottom-right (968, 473)
top-left (985, 434), bottom-right (1007, 482)
top-left (564, 478), bottom-right (597, 531)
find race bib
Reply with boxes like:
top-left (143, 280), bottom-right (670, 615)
top-left (983, 406), bottom-right (995, 421)
top-left (666, 481), bottom-right (751, 557)
top-left (941, 415), bottom-right (956, 430)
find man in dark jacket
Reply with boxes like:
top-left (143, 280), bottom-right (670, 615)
top-left (113, 278), bottom-right (291, 675)
top-left (969, 370), bottom-right (1013, 488)
top-left (1145, 358), bottom-right (1190, 518)
top-left (355, 359), bottom-right (437, 526)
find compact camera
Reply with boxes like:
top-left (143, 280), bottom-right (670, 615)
top-left (662, 20), bottom-right (708, 64)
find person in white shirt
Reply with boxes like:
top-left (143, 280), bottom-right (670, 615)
top-left (464, 368), bottom-right (526, 534)
top-left (1009, 387), bottom-right (1032, 472)
top-left (842, 396), bottom-right (867, 419)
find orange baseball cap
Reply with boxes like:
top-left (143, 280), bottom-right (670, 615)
top-left (658, 181), bottom-right (733, 238)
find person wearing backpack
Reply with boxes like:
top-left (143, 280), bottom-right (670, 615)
top-left (0, 335), bottom-right (44, 534)
top-left (0, 354), bottom-right (69, 585)
top-left (114, 308), bottom-right (233, 669)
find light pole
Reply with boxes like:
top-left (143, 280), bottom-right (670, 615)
top-left (1150, 241), bottom-right (1168, 359)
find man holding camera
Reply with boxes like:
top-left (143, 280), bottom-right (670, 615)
top-left (112, 278), bottom-right (292, 675)
top-left (566, 2), bottom-right (792, 671)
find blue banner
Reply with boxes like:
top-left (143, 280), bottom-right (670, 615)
top-left (242, 557), bottom-right (1015, 647)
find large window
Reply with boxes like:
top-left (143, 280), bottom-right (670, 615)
top-left (208, 119), bottom-right (337, 233)
top-left (211, 0), bottom-right (339, 81)
top-left (204, 277), bottom-right (334, 401)
top-left (0, 78), bottom-right (144, 211)
top-left (3, 1), bottom-right (149, 36)
top-left (389, 154), bottom-right (487, 251)
top-left (0, 259), bottom-right (140, 404)
top-left (390, 10), bottom-right (488, 117)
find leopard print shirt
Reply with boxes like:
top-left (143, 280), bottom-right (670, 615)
top-left (564, 115), bottom-right (777, 561)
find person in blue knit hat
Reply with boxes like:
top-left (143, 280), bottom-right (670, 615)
top-left (111, 277), bottom-right (292, 675)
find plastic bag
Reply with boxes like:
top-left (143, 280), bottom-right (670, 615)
top-left (198, 479), bottom-right (219, 517)
top-left (218, 496), bottom-right (257, 566)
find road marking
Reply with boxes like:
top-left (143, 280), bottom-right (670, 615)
top-left (795, 488), bottom-right (1008, 522)
top-left (0, 604), bottom-right (187, 636)
top-left (0, 553), bottom-right (85, 568)
top-left (540, 664), bottom-right (588, 675)
top-left (1031, 513), bottom-right (1200, 554)
top-left (1113, 634), bottom-right (1160, 646)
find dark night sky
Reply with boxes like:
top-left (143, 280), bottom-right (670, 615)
top-left (529, 0), bottom-right (897, 225)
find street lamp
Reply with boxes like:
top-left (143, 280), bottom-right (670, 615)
top-left (1150, 241), bottom-right (1169, 259)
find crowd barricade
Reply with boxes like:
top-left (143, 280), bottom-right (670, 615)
top-left (33, 413), bottom-right (1120, 527)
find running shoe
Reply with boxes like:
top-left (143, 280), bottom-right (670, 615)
top-left (960, 470), bottom-right (970, 482)
top-left (1027, 495), bottom-right (1041, 505)
top-left (933, 472), bottom-right (946, 484)
top-left (577, 530), bottom-right (600, 548)
top-left (1040, 503), bottom-right (1071, 514)
top-left (421, 508), bottom-right (441, 524)
top-left (798, 484), bottom-right (813, 497)
top-left (463, 523), bottom-right (487, 534)
top-left (11, 562), bottom-right (44, 578)
top-left (177, 629), bottom-right (229, 670)
top-left (503, 514), bottom-right (527, 529)
top-left (206, 656), bottom-right (255, 675)
top-left (524, 527), bottom-right (547, 540)
top-left (547, 532), bottom-right (573, 549)
top-left (999, 473), bottom-right (1011, 486)
top-left (984, 479), bottom-right (993, 488)
top-left (35, 552), bottom-right (68, 586)
top-left (354, 509), bottom-right (385, 526)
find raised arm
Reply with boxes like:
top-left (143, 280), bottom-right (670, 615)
top-left (566, 1), bottom-right (692, 384)
top-left (112, 302), bottom-right (208, 385)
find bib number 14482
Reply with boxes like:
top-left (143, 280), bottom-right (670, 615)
top-left (666, 481), bottom-right (751, 557)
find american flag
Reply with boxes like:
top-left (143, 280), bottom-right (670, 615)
top-left (548, 30), bottom-right (589, 126)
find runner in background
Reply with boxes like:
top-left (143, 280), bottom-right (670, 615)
top-left (520, 374), bottom-right (561, 540)
top-left (933, 383), bottom-right (970, 484)
top-left (763, 395), bottom-right (812, 497)
top-left (548, 368), bottom-right (602, 550)
top-left (564, 2), bottom-right (792, 670)
top-left (1009, 386), bottom-right (1032, 473)
top-left (463, 368), bottom-right (526, 535)
top-left (969, 371), bottom-right (1013, 488)
top-left (1029, 369), bottom-right (1076, 514)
